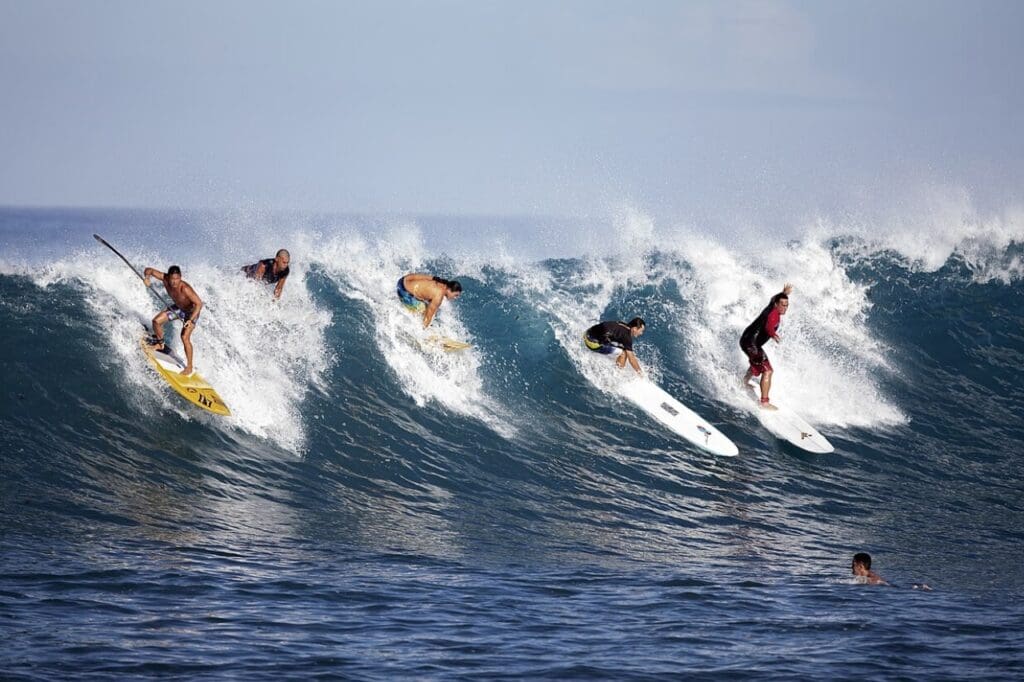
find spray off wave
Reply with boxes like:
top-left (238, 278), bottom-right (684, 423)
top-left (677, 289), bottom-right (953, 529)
top-left (5, 198), bottom-right (1021, 455)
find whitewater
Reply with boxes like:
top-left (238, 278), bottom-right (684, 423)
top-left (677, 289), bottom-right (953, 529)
top-left (2, 204), bottom-right (1023, 679)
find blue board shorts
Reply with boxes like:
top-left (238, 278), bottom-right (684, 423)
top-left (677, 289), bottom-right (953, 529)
top-left (396, 277), bottom-right (425, 312)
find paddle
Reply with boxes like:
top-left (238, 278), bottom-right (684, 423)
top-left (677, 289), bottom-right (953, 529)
top-left (93, 233), bottom-right (219, 314)
top-left (93, 233), bottom-right (174, 310)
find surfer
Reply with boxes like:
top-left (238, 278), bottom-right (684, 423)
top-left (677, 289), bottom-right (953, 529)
top-left (584, 318), bottom-right (646, 375)
top-left (851, 552), bottom-right (888, 585)
top-left (242, 249), bottom-right (291, 299)
top-left (740, 283), bottom-right (793, 410)
top-left (397, 273), bottom-right (463, 328)
top-left (143, 265), bottom-right (203, 376)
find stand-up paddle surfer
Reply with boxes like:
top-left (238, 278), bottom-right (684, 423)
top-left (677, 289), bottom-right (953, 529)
top-left (143, 265), bottom-right (203, 376)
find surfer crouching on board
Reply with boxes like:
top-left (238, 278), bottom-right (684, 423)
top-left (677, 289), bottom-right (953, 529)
top-left (242, 249), bottom-right (290, 299)
top-left (397, 274), bottom-right (463, 328)
top-left (584, 318), bottom-right (646, 375)
top-left (740, 283), bottom-right (793, 410)
top-left (143, 265), bottom-right (203, 376)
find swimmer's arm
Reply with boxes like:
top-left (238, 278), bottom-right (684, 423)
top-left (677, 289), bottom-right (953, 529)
top-left (142, 267), bottom-right (165, 287)
top-left (274, 275), bottom-right (287, 300)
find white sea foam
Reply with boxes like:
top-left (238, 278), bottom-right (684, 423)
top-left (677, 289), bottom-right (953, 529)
top-left (16, 193), bottom-right (1017, 444)
top-left (818, 187), bottom-right (1024, 283)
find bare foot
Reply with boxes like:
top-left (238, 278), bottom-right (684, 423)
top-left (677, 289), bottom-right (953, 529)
top-left (180, 366), bottom-right (194, 377)
top-left (759, 401), bottom-right (779, 411)
top-left (151, 339), bottom-right (165, 351)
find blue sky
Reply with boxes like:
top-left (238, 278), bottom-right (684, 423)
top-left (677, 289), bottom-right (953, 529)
top-left (1, 0), bottom-right (1022, 220)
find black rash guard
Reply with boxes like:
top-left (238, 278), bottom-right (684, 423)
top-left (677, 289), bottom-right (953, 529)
top-left (585, 321), bottom-right (635, 352)
top-left (243, 258), bottom-right (289, 284)
top-left (740, 293), bottom-right (785, 349)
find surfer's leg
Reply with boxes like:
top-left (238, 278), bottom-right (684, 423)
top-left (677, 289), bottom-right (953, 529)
top-left (742, 345), bottom-right (762, 388)
top-left (759, 369), bottom-right (772, 400)
top-left (759, 369), bottom-right (777, 410)
top-left (151, 312), bottom-right (167, 350)
top-left (180, 324), bottom-right (195, 376)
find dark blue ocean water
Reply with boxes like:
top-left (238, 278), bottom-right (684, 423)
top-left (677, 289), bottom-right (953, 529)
top-left (2, 208), bottom-right (1023, 679)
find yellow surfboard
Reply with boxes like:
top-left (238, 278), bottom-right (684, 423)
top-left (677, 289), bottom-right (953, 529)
top-left (140, 336), bottom-right (231, 416)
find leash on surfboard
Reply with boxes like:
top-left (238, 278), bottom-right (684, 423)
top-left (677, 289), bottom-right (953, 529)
top-left (93, 234), bottom-right (175, 311)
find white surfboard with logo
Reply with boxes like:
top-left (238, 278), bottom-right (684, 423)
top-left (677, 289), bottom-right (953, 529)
top-left (747, 379), bottom-right (834, 453)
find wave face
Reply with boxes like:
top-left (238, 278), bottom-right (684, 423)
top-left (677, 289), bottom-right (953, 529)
top-left (2, 207), bottom-right (1024, 679)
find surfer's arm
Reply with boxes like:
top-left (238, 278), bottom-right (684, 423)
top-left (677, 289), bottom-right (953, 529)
top-left (624, 350), bottom-right (642, 374)
top-left (273, 275), bottom-right (287, 300)
top-left (423, 295), bottom-right (443, 328)
top-left (142, 267), bottom-right (165, 287)
top-left (767, 285), bottom-right (792, 343)
top-left (183, 287), bottom-right (203, 327)
top-left (765, 310), bottom-right (782, 343)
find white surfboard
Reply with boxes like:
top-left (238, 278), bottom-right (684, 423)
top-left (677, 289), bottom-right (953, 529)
top-left (620, 379), bottom-right (739, 457)
top-left (747, 379), bottom-right (833, 453)
top-left (588, 345), bottom-right (737, 456)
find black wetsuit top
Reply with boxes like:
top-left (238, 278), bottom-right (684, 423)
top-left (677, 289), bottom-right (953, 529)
top-left (243, 258), bottom-right (289, 284)
top-left (740, 293), bottom-right (785, 349)
top-left (586, 321), bottom-right (635, 352)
